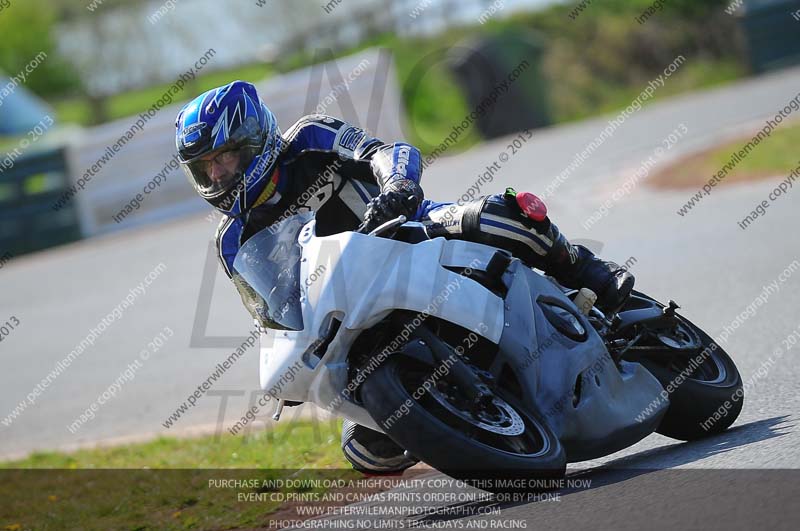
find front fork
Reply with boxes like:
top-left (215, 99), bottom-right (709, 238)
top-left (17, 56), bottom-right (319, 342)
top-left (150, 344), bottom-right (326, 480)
top-left (412, 325), bottom-right (495, 407)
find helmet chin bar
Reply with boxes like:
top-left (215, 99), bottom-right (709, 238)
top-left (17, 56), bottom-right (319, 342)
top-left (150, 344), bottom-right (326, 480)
top-left (208, 173), bottom-right (248, 213)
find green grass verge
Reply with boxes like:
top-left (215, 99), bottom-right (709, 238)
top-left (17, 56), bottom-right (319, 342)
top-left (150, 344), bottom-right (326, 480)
top-left (651, 119), bottom-right (800, 189)
top-left (0, 420), bottom-right (355, 531)
top-left (2, 419), bottom-right (345, 469)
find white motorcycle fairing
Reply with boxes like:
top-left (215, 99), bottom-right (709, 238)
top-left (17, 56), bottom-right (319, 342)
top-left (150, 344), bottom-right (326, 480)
top-left (234, 213), bottom-right (667, 461)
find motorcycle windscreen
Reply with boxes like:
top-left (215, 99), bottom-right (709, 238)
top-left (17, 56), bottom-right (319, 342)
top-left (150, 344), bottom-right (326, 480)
top-left (233, 212), bottom-right (315, 331)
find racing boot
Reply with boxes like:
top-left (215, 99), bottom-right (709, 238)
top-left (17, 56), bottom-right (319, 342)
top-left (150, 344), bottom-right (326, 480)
top-left (544, 240), bottom-right (635, 314)
top-left (341, 419), bottom-right (418, 475)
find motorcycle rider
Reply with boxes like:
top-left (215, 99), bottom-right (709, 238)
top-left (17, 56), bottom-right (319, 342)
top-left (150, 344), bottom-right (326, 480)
top-left (176, 80), bottom-right (634, 475)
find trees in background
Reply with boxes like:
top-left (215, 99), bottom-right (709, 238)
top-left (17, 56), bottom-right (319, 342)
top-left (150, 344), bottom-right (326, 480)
top-left (0, 0), bottom-right (80, 98)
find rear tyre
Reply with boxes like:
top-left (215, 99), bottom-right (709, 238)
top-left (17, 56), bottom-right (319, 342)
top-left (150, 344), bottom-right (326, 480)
top-left (632, 293), bottom-right (744, 441)
top-left (360, 354), bottom-right (565, 491)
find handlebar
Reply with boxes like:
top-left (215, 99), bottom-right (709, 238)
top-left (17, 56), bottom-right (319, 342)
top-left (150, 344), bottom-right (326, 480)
top-left (356, 215), bottom-right (407, 237)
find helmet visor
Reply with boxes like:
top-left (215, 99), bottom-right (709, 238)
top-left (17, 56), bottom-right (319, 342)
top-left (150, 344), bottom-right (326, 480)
top-left (182, 144), bottom-right (260, 199)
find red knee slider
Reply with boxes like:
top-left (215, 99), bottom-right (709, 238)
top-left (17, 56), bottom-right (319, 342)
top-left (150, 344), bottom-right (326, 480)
top-left (516, 191), bottom-right (548, 222)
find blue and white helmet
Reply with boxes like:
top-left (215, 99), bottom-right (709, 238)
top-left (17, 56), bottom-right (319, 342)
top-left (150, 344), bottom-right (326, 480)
top-left (175, 81), bottom-right (282, 216)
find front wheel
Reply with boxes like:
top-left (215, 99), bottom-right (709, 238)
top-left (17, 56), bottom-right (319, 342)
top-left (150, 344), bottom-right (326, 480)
top-left (360, 355), bottom-right (565, 489)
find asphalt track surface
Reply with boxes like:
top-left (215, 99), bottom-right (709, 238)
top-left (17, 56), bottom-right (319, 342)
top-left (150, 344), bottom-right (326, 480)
top-left (1, 65), bottom-right (799, 529)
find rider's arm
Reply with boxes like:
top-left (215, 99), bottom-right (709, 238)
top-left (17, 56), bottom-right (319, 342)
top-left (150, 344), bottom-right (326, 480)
top-left (214, 215), bottom-right (241, 278)
top-left (282, 114), bottom-right (423, 191)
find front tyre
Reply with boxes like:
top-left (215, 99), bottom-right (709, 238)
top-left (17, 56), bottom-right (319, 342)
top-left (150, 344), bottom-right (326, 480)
top-left (360, 355), bottom-right (565, 489)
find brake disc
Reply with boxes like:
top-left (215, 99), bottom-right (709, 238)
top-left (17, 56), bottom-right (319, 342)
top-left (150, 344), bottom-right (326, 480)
top-left (428, 387), bottom-right (526, 436)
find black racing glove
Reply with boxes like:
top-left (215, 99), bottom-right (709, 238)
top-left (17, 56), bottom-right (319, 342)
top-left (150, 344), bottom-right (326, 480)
top-left (361, 179), bottom-right (424, 233)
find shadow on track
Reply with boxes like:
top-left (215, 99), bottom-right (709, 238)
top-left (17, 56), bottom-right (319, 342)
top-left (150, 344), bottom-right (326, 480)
top-left (584, 414), bottom-right (793, 473)
top-left (412, 415), bottom-right (792, 524)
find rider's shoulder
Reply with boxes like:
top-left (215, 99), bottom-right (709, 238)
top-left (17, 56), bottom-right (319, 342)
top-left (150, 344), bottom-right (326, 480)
top-left (282, 114), bottom-right (372, 160)
top-left (283, 114), bottom-right (348, 142)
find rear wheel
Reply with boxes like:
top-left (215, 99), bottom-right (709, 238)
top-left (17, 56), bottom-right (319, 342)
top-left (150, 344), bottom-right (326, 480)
top-left (625, 293), bottom-right (744, 440)
top-left (360, 354), bottom-right (565, 490)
